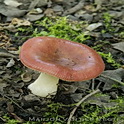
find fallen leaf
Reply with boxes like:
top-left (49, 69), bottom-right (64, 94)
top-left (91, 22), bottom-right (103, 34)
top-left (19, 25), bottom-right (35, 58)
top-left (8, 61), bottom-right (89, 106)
top-left (70, 93), bottom-right (83, 102)
top-left (53, 5), bottom-right (64, 12)
top-left (24, 94), bottom-right (40, 101)
top-left (86, 23), bottom-right (102, 31)
top-left (12, 82), bottom-right (24, 89)
top-left (84, 5), bottom-right (96, 12)
top-left (108, 11), bottom-right (123, 18)
top-left (25, 14), bottom-right (44, 22)
top-left (95, 0), bottom-right (104, 10)
top-left (7, 102), bottom-right (14, 113)
top-left (8, 89), bottom-right (20, 98)
top-left (0, 58), bottom-right (8, 66)
top-left (28, 0), bottom-right (48, 10)
top-left (44, 8), bottom-right (56, 17)
top-left (4, 0), bottom-right (22, 7)
top-left (98, 68), bottom-right (124, 90)
top-left (86, 94), bottom-right (117, 108)
top-left (110, 0), bottom-right (124, 4)
top-left (0, 51), bottom-right (16, 58)
top-left (61, 83), bottom-right (78, 94)
top-left (0, 4), bottom-right (27, 17)
top-left (0, 71), bottom-right (5, 75)
top-left (8, 50), bottom-right (20, 55)
top-left (0, 82), bottom-right (9, 92)
top-left (74, 10), bottom-right (86, 17)
top-left (112, 42), bottom-right (124, 52)
top-left (10, 18), bottom-right (31, 27)
top-left (28, 0), bottom-right (40, 10)
top-left (6, 58), bottom-right (15, 68)
top-left (74, 81), bottom-right (90, 91)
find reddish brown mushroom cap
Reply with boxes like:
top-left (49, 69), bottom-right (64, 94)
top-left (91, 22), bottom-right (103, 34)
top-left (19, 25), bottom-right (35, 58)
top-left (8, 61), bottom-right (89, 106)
top-left (19, 36), bottom-right (105, 81)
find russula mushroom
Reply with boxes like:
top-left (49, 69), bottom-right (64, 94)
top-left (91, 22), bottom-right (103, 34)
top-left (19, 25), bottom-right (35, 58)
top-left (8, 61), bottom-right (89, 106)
top-left (20, 36), bottom-right (105, 97)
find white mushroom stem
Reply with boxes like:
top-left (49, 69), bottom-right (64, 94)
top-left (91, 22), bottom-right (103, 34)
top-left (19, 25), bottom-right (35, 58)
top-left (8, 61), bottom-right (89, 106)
top-left (28, 73), bottom-right (59, 97)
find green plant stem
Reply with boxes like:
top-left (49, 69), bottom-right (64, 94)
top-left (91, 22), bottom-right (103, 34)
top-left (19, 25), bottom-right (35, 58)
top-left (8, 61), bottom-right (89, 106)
top-left (67, 89), bottom-right (100, 124)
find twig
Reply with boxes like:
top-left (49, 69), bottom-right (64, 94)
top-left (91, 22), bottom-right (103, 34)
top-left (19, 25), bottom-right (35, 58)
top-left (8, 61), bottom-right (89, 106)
top-left (96, 81), bottom-right (102, 89)
top-left (91, 78), bottom-right (95, 91)
top-left (100, 74), bottom-right (124, 86)
top-left (67, 89), bottom-right (100, 124)
top-left (1, 94), bottom-right (27, 112)
top-left (63, 0), bottom-right (85, 16)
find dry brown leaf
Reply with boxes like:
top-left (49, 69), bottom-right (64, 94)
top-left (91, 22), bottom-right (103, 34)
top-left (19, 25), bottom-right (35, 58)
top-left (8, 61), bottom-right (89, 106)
top-left (44, 8), bottom-right (56, 17)
top-left (7, 102), bottom-right (14, 113)
top-left (10, 18), bottom-right (31, 27)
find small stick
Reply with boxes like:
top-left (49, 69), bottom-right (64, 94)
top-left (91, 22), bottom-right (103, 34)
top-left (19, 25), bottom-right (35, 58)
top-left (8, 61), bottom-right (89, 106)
top-left (96, 81), bottom-right (102, 89)
top-left (67, 89), bottom-right (100, 124)
top-left (91, 78), bottom-right (95, 91)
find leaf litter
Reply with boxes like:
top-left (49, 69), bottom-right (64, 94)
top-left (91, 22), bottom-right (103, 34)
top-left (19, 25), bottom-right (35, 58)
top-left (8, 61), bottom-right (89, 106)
top-left (98, 68), bottom-right (124, 90)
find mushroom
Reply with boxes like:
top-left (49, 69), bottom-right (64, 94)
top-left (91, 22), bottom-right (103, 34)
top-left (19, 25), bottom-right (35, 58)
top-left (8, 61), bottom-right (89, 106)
top-left (19, 36), bottom-right (105, 97)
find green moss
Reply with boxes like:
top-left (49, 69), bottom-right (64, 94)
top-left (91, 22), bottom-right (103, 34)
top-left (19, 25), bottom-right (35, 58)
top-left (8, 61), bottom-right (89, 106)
top-left (3, 115), bottom-right (21, 124)
top-left (17, 17), bottom-right (89, 43)
top-left (92, 40), bottom-right (110, 51)
top-left (3, 96), bottom-right (124, 124)
top-left (18, 26), bottom-right (33, 33)
top-left (34, 17), bottom-right (90, 43)
top-left (119, 31), bottom-right (124, 38)
top-left (98, 52), bottom-right (121, 68)
top-left (73, 97), bottom-right (124, 124)
top-left (102, 12), bottom-right (115, 33)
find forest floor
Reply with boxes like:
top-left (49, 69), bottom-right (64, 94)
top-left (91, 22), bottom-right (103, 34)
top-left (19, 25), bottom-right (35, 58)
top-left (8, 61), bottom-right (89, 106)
top-left (0, 0), bottom-right (124, 124)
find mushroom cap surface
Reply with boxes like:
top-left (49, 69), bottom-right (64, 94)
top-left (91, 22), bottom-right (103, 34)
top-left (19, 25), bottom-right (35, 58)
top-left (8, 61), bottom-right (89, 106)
top-left (20, 36), bottom-right (105, 81)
